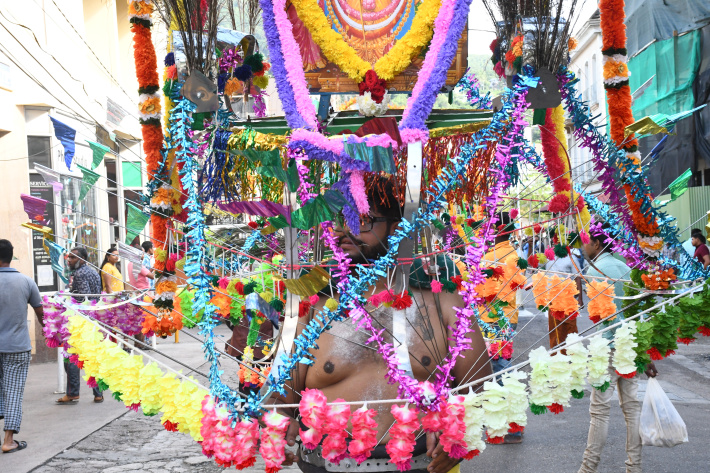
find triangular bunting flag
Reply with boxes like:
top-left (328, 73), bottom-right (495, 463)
top-left (34, 164), bottom-right (64, 196)
top-left (125, 203), bottom-right (150, 244)
top-left (49, 117), bottom-right (76, 170)
top-left (76, 164), bottom-right (100, 202)
top-left (20, 193), bottom-right (49, 224)
top-left (86, 140), bottom-right (110, 170)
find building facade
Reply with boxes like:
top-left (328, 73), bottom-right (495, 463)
top-left (567, 10), bottom-right (604, 195)
top-left (0, 0), bottom-right (147, 361)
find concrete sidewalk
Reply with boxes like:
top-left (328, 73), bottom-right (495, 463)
top-left (1, 359), bottom-right (126, 473)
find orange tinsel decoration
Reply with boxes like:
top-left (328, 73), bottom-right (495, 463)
top-left (605, 86), bottom-right (638, 150)
top-left (142, 124), bottom-right (164, 175)
top-left (599, 0), bottom-right (628, 51)
top-left (623, 185), bottom-right (659, 236)
top-left (586, 280), bottom-right (617, 324)
top-left (130, 24), bottom-right (160, 88)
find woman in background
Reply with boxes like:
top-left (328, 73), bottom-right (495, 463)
top-left (99, 246), bottom-right (124, 293)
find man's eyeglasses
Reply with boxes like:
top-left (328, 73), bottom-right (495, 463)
top-left (336, 213), bottom-right (401, 232)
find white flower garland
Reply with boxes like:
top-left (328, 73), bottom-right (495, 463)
top-left (480, 379), bottom-right (509, 438)
top-left (587, 335), bottom-right (611, 388)
top-left (528, 346), bottom-right (555, 408)
top-left (565, 333), bottom-right (589, 395)
top-left (461, 391), bottom-right (486, 454)
top-left (501, 371), bottom-right (528, 429)
top-left (356, 92), bottom-right (391, 117)
top-left (612, 320), bottom-right (639, 376)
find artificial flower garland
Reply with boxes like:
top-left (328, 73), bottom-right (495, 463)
top-left (67, 314), bottom-right (206, 439)
top-left (287, 0), bottom-right (441, 83)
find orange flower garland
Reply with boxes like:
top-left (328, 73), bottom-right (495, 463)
top-left (585, 280), bottom-right (617, 324)
top-left (546, 276), bottom-right (579, 321)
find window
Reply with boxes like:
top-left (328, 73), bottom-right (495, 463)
top-left (591, 55), bottom-right (598, 104)
top-left (27, 136), bottom-right (52, 170)
top-left (584, 61), bottom-right (589, 102)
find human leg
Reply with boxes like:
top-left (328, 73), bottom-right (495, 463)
top-left (64, 359), bottom-right (80, 398)
top-left (578, 367), bottom-right (617, 473)
top-left (0, 352), bottom-right (31, 451)
top-left (617, 375), bottom-right (642, 473)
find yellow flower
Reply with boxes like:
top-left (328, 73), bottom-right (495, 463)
top-left (291, 0), bottom-right (441, 82)
top-left (253, 74), bottom-right (269, 90)
top-left (139, 96), bottom-right (162, 116)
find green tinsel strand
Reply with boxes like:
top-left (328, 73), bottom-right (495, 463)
top-left (571, 389), bottom-right (585, 399)
top-left (529, 403), bottom-right (548, 415)
top-left (432, 220), bottom-right (445, 231)
top-left (112, 391), bottom-right (123, 402)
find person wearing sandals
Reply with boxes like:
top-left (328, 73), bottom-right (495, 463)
top-left (0, 240), bottom-right (44, 454)
top-left (56, 247), bottom-right (104, 405)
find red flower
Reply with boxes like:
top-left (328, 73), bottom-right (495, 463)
top-left (646, 347), bottom-right (663, 361)
top-left (489, 38), bottom-right (498, 52)
top-left (162, 420), bottom-right (179, 432)
top-left (677, 337), bottom-right (695, 345)
top-left (576, 194), bottom-right (586, 211)
top-left (509, 208), bottom-right (519, 219)
top-left (699, 326), bottom-right (710, 337)
top-left (533, 223), bottom-right (542, 234)
top-left (548, 194), bottom-right (571, 213)
top-left (616, 370), bottom-right (637, 379)
top-left (247, 221), bottom-right (258, 229)
top-left (466, 218), bottom-right (475, 227)
top-left (491, 266), bottom-right (505, 280)
top-left (364, 70), bottom-right (379, 88)
top-left (664, 349), bottom-right (676, 357)
top-left (589, 314), bottom-right (601, 324)
top-left (370, 85), bottom-right (386, 104)
top-left (527, 254), bottom-right (539, 268)
top-left (548, 403), bottom-right (564, 414)
top-left (299, 300), bottom-right (312, 318)
top-left (450, 275), bottom-right (464, 290)
top-left (277, 280), bottom-right (286, 294)
top-left (550, 310), bottom-right (566, 321)
top-left (485, 433), bottom-right (504, 444)
top-left (508, 422), bottom-right (525, 434)
top-left (235, 281), bottom-right (245, 295)
top-left (464, 449), bottom-right (480, 460)
top-left (392, 293), bottom-right (413, 310)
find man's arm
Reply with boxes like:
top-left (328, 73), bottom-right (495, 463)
top-left (33, 306), bottom-right (44, 328)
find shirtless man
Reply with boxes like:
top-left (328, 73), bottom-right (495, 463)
top-left (276, 177), bottom-right (492, 473)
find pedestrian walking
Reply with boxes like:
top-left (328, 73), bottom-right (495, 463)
top-left (99, 246), bottom-right (124, 293)
top-left (578, 225), bottom-right (658, 473)
top-left (56, 247), bottom-right (104, 404)
top-left (0, 239), bottom-right (44, 454)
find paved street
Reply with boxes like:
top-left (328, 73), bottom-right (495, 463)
top-left (3, 302), bottom-right (710, 473)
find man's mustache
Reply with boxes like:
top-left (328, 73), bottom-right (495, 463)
top-left (338, 233), bottom-right (367, 248)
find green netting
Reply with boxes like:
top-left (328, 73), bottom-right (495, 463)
top-left (628, 30), bottom-right (702, 119)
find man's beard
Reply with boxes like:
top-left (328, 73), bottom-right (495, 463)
top-left (338, 233), bottom-right (389, 266)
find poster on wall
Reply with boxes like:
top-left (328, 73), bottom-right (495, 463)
top-left (29, 176), bottom-right (58, 292)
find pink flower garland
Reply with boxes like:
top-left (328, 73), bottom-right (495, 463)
top-left (299, 388), bottom-right (328, 449)
top-left (234, 419), bottom-right (259, 469)
top-left (260, 410), bottom-right (291, 473)
top-left (272, 0), bottom-right (317, 129)
top-left (439, 396), bottom-right (468, 459)
top-left (348, 407), bottom-right (379, 463)
top-left (322, 400), bottom-right (351, 464)
top-left (386, 404), bottom-right (420, 471)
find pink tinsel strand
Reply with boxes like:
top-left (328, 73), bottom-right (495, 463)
top-left (349, 171), bottom-right (370, 215)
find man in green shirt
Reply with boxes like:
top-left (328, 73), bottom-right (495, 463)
top-left (578, 226), bottom-right (657, 473)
